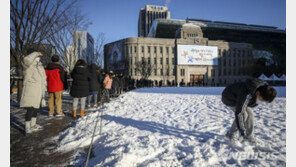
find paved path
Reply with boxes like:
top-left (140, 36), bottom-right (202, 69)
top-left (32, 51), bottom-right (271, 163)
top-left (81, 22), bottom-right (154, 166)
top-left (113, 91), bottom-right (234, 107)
top-left (10, 93), bottom-right (81, 167)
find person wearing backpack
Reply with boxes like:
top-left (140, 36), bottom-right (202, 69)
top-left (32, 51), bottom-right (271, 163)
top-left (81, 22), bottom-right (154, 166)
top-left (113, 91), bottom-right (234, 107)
top-left (222, 78), bottom-right (277, 143)
top-left (87, 63), bottom-right (100, 108)
top-left (70, 59), bottom-right (90, 117)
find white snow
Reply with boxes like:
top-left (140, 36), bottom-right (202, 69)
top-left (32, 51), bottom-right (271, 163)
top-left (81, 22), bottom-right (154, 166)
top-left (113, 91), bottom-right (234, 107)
top-left (55, 87), bottom-right (286, 167)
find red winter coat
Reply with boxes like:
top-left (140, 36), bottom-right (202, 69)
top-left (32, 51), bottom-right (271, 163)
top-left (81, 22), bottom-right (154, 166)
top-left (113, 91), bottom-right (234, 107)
top-left (45, 63), bottom-right (65, 92)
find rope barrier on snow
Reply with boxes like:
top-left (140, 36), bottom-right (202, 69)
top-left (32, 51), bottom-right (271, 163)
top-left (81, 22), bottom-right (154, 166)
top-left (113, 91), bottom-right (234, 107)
top-left (84, 98), bottom-right (105, 167)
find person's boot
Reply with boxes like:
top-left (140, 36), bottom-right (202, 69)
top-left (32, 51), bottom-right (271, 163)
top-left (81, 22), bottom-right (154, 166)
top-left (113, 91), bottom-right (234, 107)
top-left (25, 121), bottom-right (32, 134)
top-left (30, 117), bottom-right (43, 132)
top-left (72, 110), bottom-right (77, 117)
top-left (80, 110), bottom-right (85, 117)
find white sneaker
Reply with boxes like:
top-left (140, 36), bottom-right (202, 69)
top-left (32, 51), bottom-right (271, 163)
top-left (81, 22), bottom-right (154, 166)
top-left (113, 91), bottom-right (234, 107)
top-left (26, 128), bottom-right (32, 134)
top-left (55, 113), bottom-right (65, 117)
top-left (93, 104), bottom-right (97, 108)
top-left (31, 124), bottom-right (43, 132)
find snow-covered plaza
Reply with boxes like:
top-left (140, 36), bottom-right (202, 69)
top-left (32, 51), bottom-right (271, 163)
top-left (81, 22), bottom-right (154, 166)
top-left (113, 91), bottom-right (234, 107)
top-left (53, 87), bottom-right (286, 167)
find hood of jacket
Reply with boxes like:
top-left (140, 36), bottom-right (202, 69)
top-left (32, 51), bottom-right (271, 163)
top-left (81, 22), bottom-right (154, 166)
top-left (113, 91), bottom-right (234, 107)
top-left (22, 52), bottom-right (42, 69)
top-left (73, 66), bottom-right (87, 74)
top-left (245, 78), bottom-right (268, 95)
top-left (89, 63), bottom-right (99, 73)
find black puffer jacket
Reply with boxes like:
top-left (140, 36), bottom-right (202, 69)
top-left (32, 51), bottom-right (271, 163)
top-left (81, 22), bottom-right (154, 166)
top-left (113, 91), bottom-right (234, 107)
top-left (222, 78), bottom-right (267, 112)
top-left (70, 66), bottom-right (90, 98)
top-left (88, 64), bottom-right (99, 92)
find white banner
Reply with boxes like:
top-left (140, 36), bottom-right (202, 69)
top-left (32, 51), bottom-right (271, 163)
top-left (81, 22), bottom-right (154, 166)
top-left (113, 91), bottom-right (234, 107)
top-left (177, 45), bottom-right (218, 65)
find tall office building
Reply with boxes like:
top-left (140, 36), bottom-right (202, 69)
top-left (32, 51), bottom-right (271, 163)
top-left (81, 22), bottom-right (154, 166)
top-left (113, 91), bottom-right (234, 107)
top-left (72, 30), bottom-right (94, 65)
top-left (138, 5), bottom-right (170, 37)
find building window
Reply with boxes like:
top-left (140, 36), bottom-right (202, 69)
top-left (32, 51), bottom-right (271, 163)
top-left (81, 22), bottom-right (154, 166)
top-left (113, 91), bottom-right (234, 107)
top-left (249, 50), bottom-right (252, 56)
top-left (154, 69), bottom-right (157, 75)
top-left (211, 69), bottom-right (215, 77)
top-left (172, 58), bottom-right (174, 64)
top-left (166, 47), bottom-right (169, 54)
top-left (160, 47), bottom-right (163, 54)
top-left (172, 47), bottom-right (174, 54)
top-left (134, 57), bottom-right (137, 63)
top-left (134, 46), bottom-right (137, 53)
top-left (154, 46), bottom-right (157, 53)
top-left (135, 69), bottom-right (137, 76)
top-left (154, 57), bottom-right (157, 64)
top-left (160, 69), bottom-right (163, 75)
top-left (160, 58), bottom-right (163, 65)
top-left (173, 68), bottom-right (176, 75)
top-left (223, 50), bottom-right (226, 57)
top-left (148, 57), bottom-right (151, 64)
top-left (218, 70), bottom-right (221, 76)
top-left (130, 46), bottom-right (133, 53)
top-left (229, 59), bottom-right (231, 66)
top-left (224, 69), bottom-right (227, 76)
top-left (148, 46), bottom-right (151, 53)
top-left (180, 69), bottom-right (185, 76)
top-left (166, 68), bottom-right (169, 75)
top-left (223, 59), bottom-right (226, 66)
top-left (228, 69), bottom-right (231, 75)
top-left (166, 58), bottom-right (169, 65)
top-left (142, 57), bottom-right (144, 62)
top-left (142, 46), bottom-right (144, 53)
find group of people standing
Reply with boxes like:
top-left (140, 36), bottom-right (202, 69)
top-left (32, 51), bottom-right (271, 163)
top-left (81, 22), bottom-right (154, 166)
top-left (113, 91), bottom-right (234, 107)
top-left (19, 52), bottom-right (123, 134)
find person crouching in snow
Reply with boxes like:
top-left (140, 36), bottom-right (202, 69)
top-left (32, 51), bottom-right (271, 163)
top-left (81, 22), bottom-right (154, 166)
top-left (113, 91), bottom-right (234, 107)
top-left (222, 78), bottom-right (277, 143)
top-left (20, 51), bottom-right (47, 134)
top-left (70, 59), bottom-right (90, 117)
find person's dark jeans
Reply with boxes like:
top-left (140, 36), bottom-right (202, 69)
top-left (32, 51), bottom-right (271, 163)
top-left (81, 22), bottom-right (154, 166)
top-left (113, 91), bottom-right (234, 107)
top-left (25, 107), bottom-right (37, 121)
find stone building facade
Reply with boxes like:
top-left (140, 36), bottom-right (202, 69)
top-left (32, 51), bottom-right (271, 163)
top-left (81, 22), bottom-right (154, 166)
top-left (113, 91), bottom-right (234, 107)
top-left (104, 23), bottom-right (254, 86)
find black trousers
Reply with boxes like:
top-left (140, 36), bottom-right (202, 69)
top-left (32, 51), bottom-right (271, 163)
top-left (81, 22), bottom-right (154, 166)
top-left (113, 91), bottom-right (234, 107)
top-left (101, 89), bottom-right (110, 103)
top-left (25, 107), bottom-right (37, 121)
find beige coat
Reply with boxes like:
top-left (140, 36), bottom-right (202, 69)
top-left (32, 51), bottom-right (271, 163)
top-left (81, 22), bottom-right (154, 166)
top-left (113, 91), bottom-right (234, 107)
top-left (20, 52), bottom-right (47, 109)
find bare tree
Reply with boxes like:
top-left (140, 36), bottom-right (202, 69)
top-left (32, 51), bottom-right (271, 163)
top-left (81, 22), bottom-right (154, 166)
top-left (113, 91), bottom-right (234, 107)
top-left (10, 0), bottom-right (79, 101)
top-left (47, 8), bottom-right (91, 72)
top-left (135, 59), bottom-right (155, 80)
top-left (92, 33), bottom-right (107, 68)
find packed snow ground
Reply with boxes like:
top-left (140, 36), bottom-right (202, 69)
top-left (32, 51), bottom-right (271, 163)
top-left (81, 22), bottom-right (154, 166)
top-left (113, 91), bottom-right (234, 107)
top-left (55, 87), bottom-right (286, 167)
